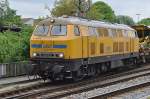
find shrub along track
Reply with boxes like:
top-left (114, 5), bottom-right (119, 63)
top-left (1, 64), bottom-right (150, 99)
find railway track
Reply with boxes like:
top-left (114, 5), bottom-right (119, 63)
top-left (95, 82), bottom-right (150, 99)
top-left (0, 77), bottom-right (45, 98)
top-left (1, 64), bottom-right (150, 99)
top-left (0, 76), bottom-right (40, 89)
top-left (35, 66), bottom-right (150, 99)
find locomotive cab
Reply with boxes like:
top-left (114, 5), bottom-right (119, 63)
top-left (30, 17), bottom-right (86, 80)
top-left (30, 24), bottom-right (67, 59)
top-left (30, 18), bottom-right (83, 60)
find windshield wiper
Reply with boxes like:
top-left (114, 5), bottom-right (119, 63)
top-left (42, 24), bottom-right (46, 32)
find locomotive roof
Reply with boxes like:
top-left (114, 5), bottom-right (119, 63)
top-left (39, 16), bottom-right (134, 31)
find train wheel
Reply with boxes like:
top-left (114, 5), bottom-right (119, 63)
top-left (38, 71), bottom-right (48, 81)
top-left (95, 67), bottom-right (101, 76)
top-left (72, 67), bottom-right (85, 82)
top-left (133, 58), bottom-right (138, 65)
top-left (92, 66), bottom-right (96, 76)
top-left (101, 62), bottom-right (110, 73)
top-left (27, 65), bottom-right (40, 80)
top-left (50, 73), bottom-right (60, 83)
top-left (101, 64), bottom-right (107, 72)
top-left (142, 56), bottom-right (146, 63)
top-left (87, 65), bottom-right (96, 77)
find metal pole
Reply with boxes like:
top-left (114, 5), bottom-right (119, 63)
top-left (136, 14), bottom-right (141, 24)
top-left (74, 0), bottom-right (91, 17)
top-left (78, 0), bottom-right (81, 17)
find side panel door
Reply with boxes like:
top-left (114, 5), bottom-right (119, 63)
top-left (88, 27), bottom-right (98, 58)
top-left (129, 31), bottom-right (134, 53)
top-left (99, 28), bottom-right (113, 56)
top-left (80, 26), bottom-right (89, 58)
top-left (67, 25), bottom-right (83, 59)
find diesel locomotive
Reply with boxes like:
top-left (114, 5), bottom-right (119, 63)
top-left (30, 16), bottom-right (140, 81)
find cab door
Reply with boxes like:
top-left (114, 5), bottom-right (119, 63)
top-left (79, 26), bottom-right (89, 58)
top-left (134, 31), bottom-right (139, 52)
top-left (128, 31), bottom-right (134, 53)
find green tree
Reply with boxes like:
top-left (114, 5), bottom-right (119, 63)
top-left (51, 0), bottom-right (77, 17)
top-left (0, 0), bottom-right (33, 63)
top-left (116, 15), bottom-right (135, 25)
top-left (86, 1), bottom-right (116, 22)
top-left (0, 0), bottom-right (22, 26)
top-left (0, 26), bottom-right (33, 63)
top-left (52, 0), bottom-right (116, 22)
top-left (138, 18), bottom-right (150, 25)
top-left (1, 8), bottom-right (22, 25)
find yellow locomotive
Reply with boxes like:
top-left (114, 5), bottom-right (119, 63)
top-left (30, 16), bottom-right (139, 81)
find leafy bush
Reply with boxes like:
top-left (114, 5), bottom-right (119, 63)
top-left (0, 26), bottom-right (33, 63)
top-left (138, 18), bottom-right (150, 25)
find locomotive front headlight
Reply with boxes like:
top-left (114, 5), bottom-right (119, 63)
top-left (33, 53), bottom-right (37, 57)
top-left (50, 19), bottom-right (55, 23)
top-left (59, 53), bottom-right (64, 58)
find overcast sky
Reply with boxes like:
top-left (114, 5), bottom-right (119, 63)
top-left (9, 0), bottom-right (150, 22)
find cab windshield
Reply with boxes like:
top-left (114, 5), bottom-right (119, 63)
top-left (51, 25), bottom-right (67, 36)
top-left (34, 24), bottom-right (49, 36)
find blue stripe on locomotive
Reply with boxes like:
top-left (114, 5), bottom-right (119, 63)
top-left (31, 44), bottom-right (67, 49)
top-left (31, 44), bottom-right (42, 48)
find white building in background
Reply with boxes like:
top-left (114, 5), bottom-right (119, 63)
top-left (0, 0), bottom-right (9, 17)
top-left (22, 18), bottom-right (42, 26)
top-left (22, 18), bottom-right (35, 26)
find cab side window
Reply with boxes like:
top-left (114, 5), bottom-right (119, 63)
top-left (93, 28), bottom-right (98, 36)
top-left (74, 26), bottom-right (80, 36)
top-left (117, 29), bottom-right (123, 37)
top-left (122, 30), bottom-right (128, 37)
top-left (111, 29), bottom-right (117, 37)
top-left (97, 28), bottom-right (103, 37)
top-left (88, 27), bottom-right (97, 36)
top-left (108, 29), bottom-right (113, 37)
top-left (103, 28), bottom-right (109, 37)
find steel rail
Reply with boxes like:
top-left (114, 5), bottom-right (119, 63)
top-left (3, 64), bottom-right (150, 99)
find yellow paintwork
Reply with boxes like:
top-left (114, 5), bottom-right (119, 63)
top-left (30, 24), bottom-right (139, 60)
